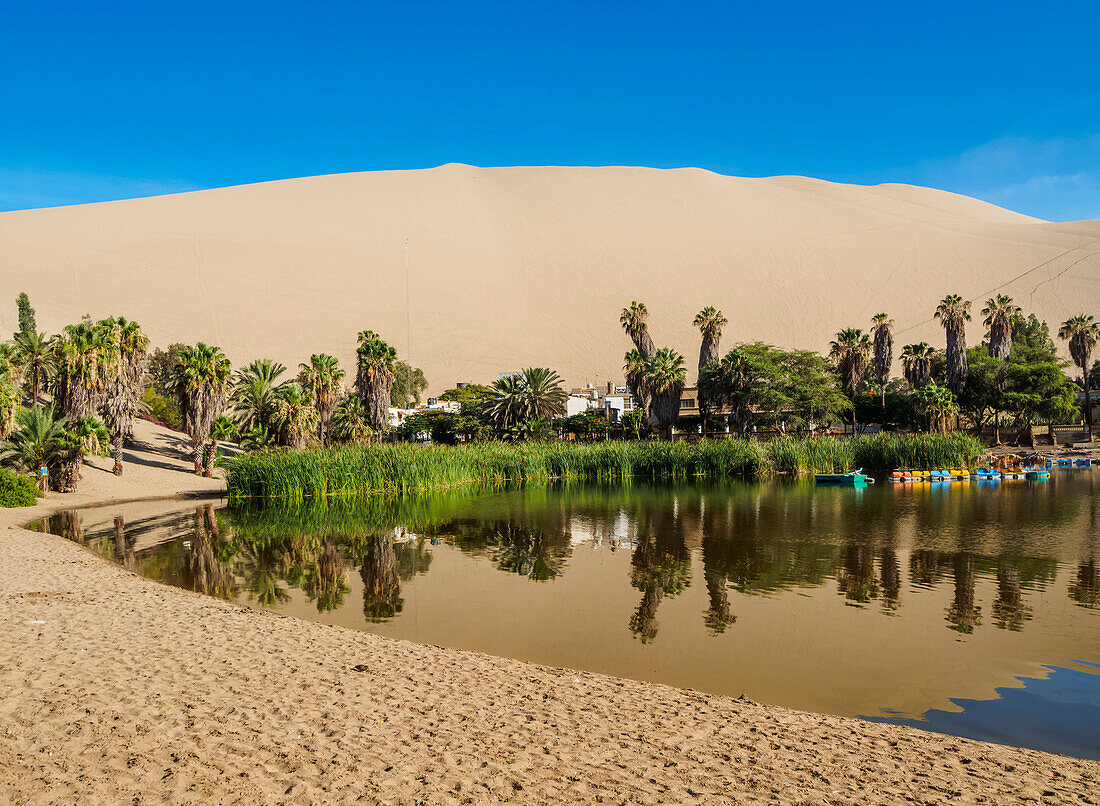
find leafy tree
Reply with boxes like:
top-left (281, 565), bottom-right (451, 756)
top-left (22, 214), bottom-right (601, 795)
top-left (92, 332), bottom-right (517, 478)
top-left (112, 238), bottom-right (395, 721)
top-left (560, 410), bottom-right (609, 441)
top-left (390, 361), bottom-right (428, 407)
top-left (913, 384), bottom-right (958, 433)
top-left (1059, 314), bottom-right (1100, 438)
top-left (438, 383), bottom-right (494, 402)
top-left (16, 293), bottom-right (36, 336)
top-left (1009, 313), bottom-right (1056, 353)
top-left (935, 294), bottom-right (972, 396)
top-left (700, 343), bottom-right (784, 438)
top-left (395, 413), bottom-right (432, 442)
top-left (620, 408), bottom-right (646, 440)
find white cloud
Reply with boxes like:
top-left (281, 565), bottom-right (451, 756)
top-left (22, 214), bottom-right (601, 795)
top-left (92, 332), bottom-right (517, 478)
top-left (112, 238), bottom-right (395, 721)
top-left (902, 135), bottom-right (1100, 222)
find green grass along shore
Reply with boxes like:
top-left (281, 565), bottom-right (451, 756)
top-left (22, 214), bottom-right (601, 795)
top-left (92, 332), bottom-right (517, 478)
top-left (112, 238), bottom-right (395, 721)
top-left (225, 434), bottom-right (984, 500)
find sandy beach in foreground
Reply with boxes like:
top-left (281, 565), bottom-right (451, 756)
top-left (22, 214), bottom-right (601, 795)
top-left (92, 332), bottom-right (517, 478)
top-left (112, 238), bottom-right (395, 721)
top-left (1, 423), bottom-right (1098, 805)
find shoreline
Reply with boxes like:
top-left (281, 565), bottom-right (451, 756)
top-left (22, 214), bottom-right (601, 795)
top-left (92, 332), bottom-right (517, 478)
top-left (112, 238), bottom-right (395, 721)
top-left (3, 508), bottom-right (1099, 802)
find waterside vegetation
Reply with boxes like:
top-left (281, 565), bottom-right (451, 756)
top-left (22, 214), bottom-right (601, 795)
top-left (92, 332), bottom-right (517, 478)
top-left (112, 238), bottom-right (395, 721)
top-left (225, 432), bottom-right (983, 499)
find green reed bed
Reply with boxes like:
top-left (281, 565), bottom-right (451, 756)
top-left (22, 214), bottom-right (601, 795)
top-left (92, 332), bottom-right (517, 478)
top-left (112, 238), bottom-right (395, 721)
top-left (225, 433), bottom-right (984, 499)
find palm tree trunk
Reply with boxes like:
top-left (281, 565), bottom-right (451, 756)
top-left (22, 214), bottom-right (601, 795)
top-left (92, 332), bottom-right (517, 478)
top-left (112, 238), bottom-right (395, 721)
top-left (193, 442), bottom-right (204, 474)
top-left (1085, 369), bottom-right (1093, 441)
top-left (111, 434), bottom-right (124, 476)
top-left (203, 439), bottom-right (217, 477)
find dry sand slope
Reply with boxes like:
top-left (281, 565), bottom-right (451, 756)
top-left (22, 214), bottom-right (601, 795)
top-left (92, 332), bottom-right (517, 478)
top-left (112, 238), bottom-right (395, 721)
top-left (1, 164), bottom-right (1098, 391)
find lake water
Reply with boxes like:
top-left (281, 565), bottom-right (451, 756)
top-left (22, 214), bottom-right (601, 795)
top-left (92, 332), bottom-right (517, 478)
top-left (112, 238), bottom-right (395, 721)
top-left (34, 472), bottom-right (1100, 759)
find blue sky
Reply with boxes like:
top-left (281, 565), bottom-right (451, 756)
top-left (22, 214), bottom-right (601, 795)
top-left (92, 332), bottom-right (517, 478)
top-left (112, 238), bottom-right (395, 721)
top-left (3, 1), bottom-right (1098, 220)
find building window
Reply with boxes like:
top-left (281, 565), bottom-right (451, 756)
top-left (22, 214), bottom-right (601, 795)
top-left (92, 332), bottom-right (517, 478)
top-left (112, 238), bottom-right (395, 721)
top-left (680, 398), bottom-right (695, 409)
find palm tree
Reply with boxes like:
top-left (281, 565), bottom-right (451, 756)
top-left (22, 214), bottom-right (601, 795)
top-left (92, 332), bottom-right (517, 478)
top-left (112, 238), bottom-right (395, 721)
top-left (914, 383), bottom-right (958, 433)
top-left (935, 294), bottom-right (972, 396)
top-left (0, 405), bottom-right (66, 490)
top-left (487, 374), bottom-right (528, 431)
top-left (519, 367), bottom-right (567, 421)
top-left (53, 416), bottom-right (110, 493)
top-left (204, 415), bottom-right (236, 476)
top-left (355, 331), bottom-right (397, 440)
top-left (173, 343), bottom-right (232, 473)
top-left (901, 342), bottom-right (934, 389)
top-left (101, 317), bottom-right (149, 475)
top-left (1059, 314), bottom-right (1100, 440)
top-left (52, 321), bottom-right (119, 420)
top-left (643, 348), bottom-right (686, 441)
top-left (623, 349), bottom-right (651, 428)
top-left (870, 313), bottom-right (894, 409)
top-left (229, 358), bottom-right (286, 432)
top-left (693, 307), bottom-right (727, 434)
top-left (331, 396), bottom-right (372, 443)
top-left (829, 328), bottom-right (872, 431)
top-left (272, 382), bottom-right (320, 449)
top-left (982, 295), bottom-right (1021, 362)
top-left (297, 354), bottom-right (345, 445)
top-left (981, 295), bottom-right (1021, 443)
top-left (13, 330), bottom-right (51, 405)
top-left (619, 301), bottom-right (655, 358)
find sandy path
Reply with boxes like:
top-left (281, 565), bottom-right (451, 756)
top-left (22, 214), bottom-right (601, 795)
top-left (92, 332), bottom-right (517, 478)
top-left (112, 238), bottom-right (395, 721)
top-left (1, 424), bottom-right (1098, 804)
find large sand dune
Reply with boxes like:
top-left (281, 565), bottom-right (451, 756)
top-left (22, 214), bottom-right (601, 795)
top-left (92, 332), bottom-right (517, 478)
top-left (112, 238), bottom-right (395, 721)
top-left (1, 164), bottom-right (1098, 392)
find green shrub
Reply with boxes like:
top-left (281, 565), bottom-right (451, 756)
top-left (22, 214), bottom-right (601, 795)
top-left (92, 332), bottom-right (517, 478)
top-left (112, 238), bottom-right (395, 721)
top-left (0, 467), bottom-right (39, 508)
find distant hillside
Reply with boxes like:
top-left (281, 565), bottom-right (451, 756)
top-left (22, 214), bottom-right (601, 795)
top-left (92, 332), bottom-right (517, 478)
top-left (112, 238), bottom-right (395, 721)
top-left (1, 164), bottom-right (1097, 392)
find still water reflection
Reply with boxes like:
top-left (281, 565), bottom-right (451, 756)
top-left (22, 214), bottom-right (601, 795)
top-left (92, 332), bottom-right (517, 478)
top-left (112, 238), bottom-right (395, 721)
top-left (35, 473), bottom-right (1100, 758)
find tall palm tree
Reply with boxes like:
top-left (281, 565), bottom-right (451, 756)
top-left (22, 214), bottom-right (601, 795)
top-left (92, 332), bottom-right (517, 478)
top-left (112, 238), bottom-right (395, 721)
top-left (981, 295), bottom-right (1021, 443)
top-left (52, 321), bottom-right (119, 420)
top-left (272, 382), bottom-right (320, 449)
top-left (619, 301), bottom-right (655, 358)
top-left (173, 343), bottom-right (232, 474)
top-left (101, 317), bottom-right (149, 475)
top-left (829, 328), bottom-right (872, 431)
top-left (870, 313), bottom-right (894, 409)
top-left (901, 342), bottom-right (934, 389)
top-left (643, 348), bottom-right (686, 441)
top-left (982, 295), bottom-right (1021, 361)
top-left (693, 306), bottom-right (727, 433)
top-left (12, 330), bottom-right (51, 405)
top-left (297, 354), bottom-right (345, 445)
top-left (356, 331), bottom-right (398, 440)
top-left (1059, 314), bottom-right (1100, 439)
top-left (935, 294), bottom-right (972, 396)
top-left (229, 358), bottom-right (286, 432)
